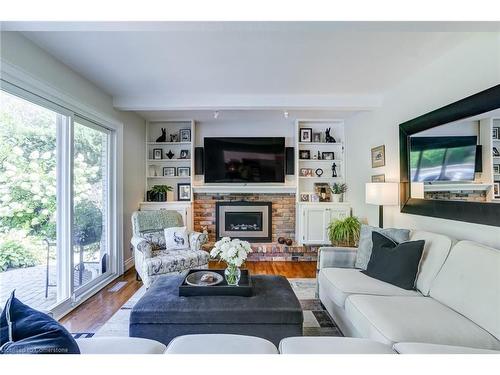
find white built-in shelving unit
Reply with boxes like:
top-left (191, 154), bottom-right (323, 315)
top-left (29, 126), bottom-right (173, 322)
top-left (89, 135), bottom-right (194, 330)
top-left (140, 120), bottom-right (195, 228)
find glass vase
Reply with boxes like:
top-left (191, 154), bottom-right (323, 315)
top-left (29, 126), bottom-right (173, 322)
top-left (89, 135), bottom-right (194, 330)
top-left (224, 264), bottom-right (241, 286)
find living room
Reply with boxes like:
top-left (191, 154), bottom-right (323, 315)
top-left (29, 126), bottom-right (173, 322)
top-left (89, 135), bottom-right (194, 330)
top-left (1, 1), bottom-right (500, 373)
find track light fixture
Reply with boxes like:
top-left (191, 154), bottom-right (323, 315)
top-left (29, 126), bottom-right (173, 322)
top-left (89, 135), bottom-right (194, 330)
top-left (214, 111), bottom-right (219, 119)
top-left (283, 111), bottom-right (289, 119)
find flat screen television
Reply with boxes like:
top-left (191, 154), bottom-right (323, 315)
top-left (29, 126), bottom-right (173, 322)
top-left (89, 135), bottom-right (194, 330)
top-left (410, 136), bottom-right (478, 182)
top-left (204, 137), bottom-right (285, 183)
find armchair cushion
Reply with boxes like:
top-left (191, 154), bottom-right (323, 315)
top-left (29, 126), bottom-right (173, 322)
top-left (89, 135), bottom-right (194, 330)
top-left (318, 246), bottom-right (357, 270)
top-left (140, 231), bottom-right (166, 251)
top-left (189, 231), bottom-right (207, 251)
top-left (144, 249), bottom-right (209, 277)
top-left (164, 226), bottom-right (189, 250)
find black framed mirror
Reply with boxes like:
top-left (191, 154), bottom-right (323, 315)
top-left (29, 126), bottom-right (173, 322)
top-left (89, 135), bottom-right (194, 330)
top-left (399, 84), bottom-right (500, 227)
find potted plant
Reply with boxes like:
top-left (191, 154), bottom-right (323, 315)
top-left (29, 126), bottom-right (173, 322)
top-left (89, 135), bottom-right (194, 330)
top-left (149, 185), bottom-right (173, 202)
top-left (327, 216), bottom-right (361, 247)
top-left (330, 183), bottom-right (347, 202)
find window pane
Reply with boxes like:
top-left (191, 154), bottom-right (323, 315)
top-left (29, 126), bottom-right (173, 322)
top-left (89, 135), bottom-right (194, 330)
top-left (0, 90), bottom-right (59, 311)
top-left (72, 120), bottom-right (109, 289)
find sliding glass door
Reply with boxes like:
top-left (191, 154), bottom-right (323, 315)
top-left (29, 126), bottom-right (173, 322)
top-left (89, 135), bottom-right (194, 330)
top-left (72, 118), bottom-right (112, 293)
top-left (0, 84), bottom-right (117, 316)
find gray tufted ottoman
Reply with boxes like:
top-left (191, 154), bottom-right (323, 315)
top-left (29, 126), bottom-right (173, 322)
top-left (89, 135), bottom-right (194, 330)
top-left (129, 274), bottom-right (303, 346)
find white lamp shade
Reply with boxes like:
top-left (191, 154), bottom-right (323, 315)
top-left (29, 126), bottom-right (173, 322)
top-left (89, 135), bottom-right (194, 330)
top-left (365, 182), bottom-right (399, 206)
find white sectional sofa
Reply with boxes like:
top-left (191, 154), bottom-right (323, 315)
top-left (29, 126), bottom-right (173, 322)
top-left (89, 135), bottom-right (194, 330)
top-left (317, 230), bottom-right (500, 350)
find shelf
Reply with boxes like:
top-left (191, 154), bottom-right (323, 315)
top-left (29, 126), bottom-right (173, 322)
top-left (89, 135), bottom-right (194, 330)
top-left (147, 142), bottom-right (191, 145)
top-left (147, 176), bottom-right (191, 179)
top-left (298, 142), bottom-right (343, 146)
top-left (423, 183), bottom-right (492, 192)
top-left (141, 201), bottom-right (192, 205)
top-left (298, 176), bottom-right (342, 180)
top-left (148, 159), bottom-right (191, 163)
top-left (299, 159), bottom-right (342, 163)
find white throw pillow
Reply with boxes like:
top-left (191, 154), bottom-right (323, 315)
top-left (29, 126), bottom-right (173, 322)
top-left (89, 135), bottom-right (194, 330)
top-left (164, 226), bottom-right (189, 250)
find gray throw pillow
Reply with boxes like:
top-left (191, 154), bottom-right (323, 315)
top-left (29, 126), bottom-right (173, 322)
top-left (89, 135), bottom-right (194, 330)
top-left (355, 224), bottom-right (410, 269)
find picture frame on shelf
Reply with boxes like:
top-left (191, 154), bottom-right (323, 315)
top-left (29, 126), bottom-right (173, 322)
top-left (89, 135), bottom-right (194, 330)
top-left (153, 148), bottom-right (163, 160)
top-left (493, 127), bottom-right (499, 140)
top-left (494, 181), bottom-right (500, 198)
top-left (177, 166), bottom-right (191, 177)
top-left (313, 133), bottom-right (322, 143)
top-left (314, 182), bottom-right (331, 202)
top-left (321, 151), bottom-right (335, 160)
top-left (310, 193), bottom-right (320, 202)
top-left (300, 168), bottom-right (314, 177)
top-left (299, 128), bottom-right (312, 143)
top-left (371, 145), bottom-right (386, 168)
top-left (371, 174), bottom-right (385, 182)
top-left (299, 193), bottom-right (310, 202)
top-left (493, 147), bottom-right (500, 157)
top-left (179, 149), bottom-right (190, 159)
top-left (179, 128), bottom-right (191, 142)
top-left (163, 167), bottom-right (176, 177)
top-left (299, 150), bottom-right (311, 159)
top-left (494, 164), bottom-right (500, 174)
top-left (178, 183), bottom-right (191, 201)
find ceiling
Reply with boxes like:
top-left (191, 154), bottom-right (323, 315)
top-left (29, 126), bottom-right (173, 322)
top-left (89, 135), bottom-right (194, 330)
top-left (2, 22), bottom-right (494, 111)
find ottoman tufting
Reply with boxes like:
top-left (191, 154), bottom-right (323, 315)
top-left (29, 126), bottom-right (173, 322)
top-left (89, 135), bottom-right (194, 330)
top-left (129, 274), bottom-right (303, 346)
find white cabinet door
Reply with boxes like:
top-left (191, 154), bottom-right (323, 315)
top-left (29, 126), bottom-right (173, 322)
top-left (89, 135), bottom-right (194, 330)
top-left (299, 204), bottom-right (351, 245)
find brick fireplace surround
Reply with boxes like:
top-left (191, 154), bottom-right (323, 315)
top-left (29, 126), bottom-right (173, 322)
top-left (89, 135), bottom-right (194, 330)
top-left (193, 193), bottom-right (318, 261)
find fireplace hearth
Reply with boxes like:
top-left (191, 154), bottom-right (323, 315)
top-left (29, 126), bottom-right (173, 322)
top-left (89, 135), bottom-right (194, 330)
top-left (216, 201), bottom-right (272, 242)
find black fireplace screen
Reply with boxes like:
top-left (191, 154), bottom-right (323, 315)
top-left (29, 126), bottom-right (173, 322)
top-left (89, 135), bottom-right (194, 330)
top-left (225, 211), bottom-right (263, 232)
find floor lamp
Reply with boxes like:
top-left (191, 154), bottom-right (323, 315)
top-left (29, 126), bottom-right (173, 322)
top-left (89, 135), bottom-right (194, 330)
top-left (365, 182), bottom-right (399, 228)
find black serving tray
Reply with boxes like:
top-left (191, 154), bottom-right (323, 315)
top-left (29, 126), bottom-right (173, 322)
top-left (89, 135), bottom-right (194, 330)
top-left (179, 269), bottom-right (253, 297)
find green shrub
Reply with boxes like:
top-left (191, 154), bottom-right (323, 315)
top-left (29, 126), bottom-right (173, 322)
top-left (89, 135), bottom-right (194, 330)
top-left (327, 216), bottom-right (361, 247)
top-left (0, 240), bottom-right (37, 272)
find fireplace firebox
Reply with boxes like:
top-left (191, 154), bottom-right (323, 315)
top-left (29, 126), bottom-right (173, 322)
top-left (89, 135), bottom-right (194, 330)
top-left (216, 201), bottom-right (272, 242)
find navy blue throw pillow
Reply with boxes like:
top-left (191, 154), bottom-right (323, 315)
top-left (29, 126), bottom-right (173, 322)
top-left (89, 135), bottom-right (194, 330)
top-left (361, 231), bottom-right (425, 290)
top-left (0, 291), bottom-right (80, 354)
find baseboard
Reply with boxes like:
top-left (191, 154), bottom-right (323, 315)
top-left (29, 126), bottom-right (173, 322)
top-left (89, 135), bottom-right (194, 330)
top-left (124, 257), bottom-right (135, 272)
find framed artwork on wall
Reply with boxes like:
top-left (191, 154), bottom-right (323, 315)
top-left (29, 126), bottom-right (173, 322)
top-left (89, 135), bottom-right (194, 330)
top-left (371, 145), bottom-right (386, 168)
top-left (371, 174), bottom-right (385, 182)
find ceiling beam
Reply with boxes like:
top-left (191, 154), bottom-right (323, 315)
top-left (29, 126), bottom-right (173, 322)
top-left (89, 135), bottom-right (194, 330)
top-left (113, 94), bottom-right (383, 111)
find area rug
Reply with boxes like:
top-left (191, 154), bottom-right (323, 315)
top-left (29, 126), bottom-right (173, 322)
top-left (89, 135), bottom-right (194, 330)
top-left (91, 278), bottom-right (342, 338)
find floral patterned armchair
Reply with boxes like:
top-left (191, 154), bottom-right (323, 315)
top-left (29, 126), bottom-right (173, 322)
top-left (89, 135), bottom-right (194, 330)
top-left (131, 210), bottom-right (208, 288)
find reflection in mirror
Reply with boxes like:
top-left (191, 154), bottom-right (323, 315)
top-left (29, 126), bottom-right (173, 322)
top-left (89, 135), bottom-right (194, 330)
top-left (409, 109), bottom-right (500, 203)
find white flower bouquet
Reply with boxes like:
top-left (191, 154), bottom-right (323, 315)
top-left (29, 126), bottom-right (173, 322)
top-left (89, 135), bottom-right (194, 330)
top-left (210, 237), bottom-right (252, 285)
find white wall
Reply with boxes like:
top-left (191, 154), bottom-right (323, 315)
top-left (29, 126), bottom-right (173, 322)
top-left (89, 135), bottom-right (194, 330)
top-left (1, 32), bottom-right (146, 270)
top-left (345, 33), bottom-right (500, 248)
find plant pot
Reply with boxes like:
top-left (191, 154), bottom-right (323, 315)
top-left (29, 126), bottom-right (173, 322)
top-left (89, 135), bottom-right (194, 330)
top-left (331, 193), bottom-right (343, 203)
top-left (167, 190), bottom-right (174, 201)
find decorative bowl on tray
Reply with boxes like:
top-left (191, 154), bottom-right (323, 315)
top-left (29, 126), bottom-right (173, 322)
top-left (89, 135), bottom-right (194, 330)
top-left (185, 271), bottom-right (223, 286)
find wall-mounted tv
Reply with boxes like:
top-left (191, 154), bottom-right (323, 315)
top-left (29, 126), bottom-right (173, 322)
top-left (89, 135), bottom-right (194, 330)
top-left (204, 137), bottom-right (285, 183)
top-left (410, 136), bottom-right (478, 182)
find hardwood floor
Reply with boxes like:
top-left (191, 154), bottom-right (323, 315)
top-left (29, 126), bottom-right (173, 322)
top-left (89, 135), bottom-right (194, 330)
top-left (60, 261), bottom-right (316, 333)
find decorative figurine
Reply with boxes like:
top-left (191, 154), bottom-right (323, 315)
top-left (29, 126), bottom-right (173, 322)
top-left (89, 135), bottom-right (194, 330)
top-left (317, 151), bottom-right (321, 160)
top-left (170, 134), bottom-right (179, 142)
top-left (278, 237), bottom-right (286, 244)
top-left (331, 162), bottom-right (337, 177)
top-left (285, 238), bottom-right (293, 246)
top-left (166, 150), bottom-right (174, 159)
top-left (325, 128), bottom-right (336, 143)
top-left (315, 168), bottom-right (323, 177)
top-left (156, 128), bottom-right (167, 142)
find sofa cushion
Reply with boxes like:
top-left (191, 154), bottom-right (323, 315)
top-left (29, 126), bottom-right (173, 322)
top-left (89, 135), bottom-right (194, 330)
top-left (279, 337), bottom-right (395, 354)
top-left (393, 342), bottom-right (500, 354)
top-left (166, 334), bottom-right (278, 354)
top-left (76, 337), bottom-right (167, 354)
top-left (345, 294), bottom-right (500, 350)
top-left (429, 240), bottom-right (500, 341)
top-left (355, 225), bottom-right (410, 269)
top-left (319, 268), bottom-right (420, 308)
top-left (144, 249), bottom-right (209, 277)
top-left (411, 230), bottom-right (454, 296)
top-left (0, 292), bottom-right (80, 354)
top-left (362, 232), bottom-right (425, 290)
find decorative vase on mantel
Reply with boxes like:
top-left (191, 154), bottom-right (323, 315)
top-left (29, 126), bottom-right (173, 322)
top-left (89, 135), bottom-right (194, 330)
top-left (224, 264), bottom-right (241, 286)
